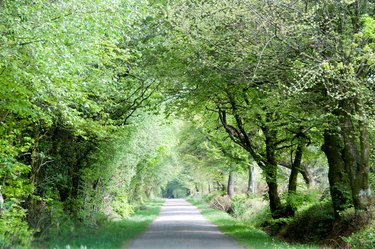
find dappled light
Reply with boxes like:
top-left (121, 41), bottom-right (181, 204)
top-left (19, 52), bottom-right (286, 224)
top-left (0, 0), bottom-right (374, 248)
top-left (129, 199), bottom-right (243, 249)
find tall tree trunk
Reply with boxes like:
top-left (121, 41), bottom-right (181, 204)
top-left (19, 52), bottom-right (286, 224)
top-left (264, 126), bottom-right (283, 218)
top-left (323, 100), bottom-right (372, 217)
top-left (322, 129), bottom-right (352, 217)
top-left (301, 164), bottom-right (315, 188)
top-left (340, 105), bottom-right (371, 211)
top-left (247, 164), bottom-right (256, 194)
top-left (264, 164), bottom-right (282, 218)
top-left (285, 140), bottom-right (304, 216)
top-left (355, 123), bottom-right (371, 210)
top-left (288, 142), bottom-right (303, 193)
top-left (219, 106), bottom-right (284, 218)
top-left (227, 172), bottom-right (235, 199)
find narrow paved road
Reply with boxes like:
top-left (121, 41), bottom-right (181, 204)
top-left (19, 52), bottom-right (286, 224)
top-left (128, 199), bottom-right (244, 249)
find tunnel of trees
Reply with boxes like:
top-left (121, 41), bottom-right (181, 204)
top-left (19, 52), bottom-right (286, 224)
top-left (163, 180), bottom-right (190, 199)
top-left (0, 0), bottom-right (374, 248)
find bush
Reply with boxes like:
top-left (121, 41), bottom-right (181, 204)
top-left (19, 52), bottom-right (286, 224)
top-left (231, 194), bottom-right (269, 225)
top-left (275, 201), bottom-right (335, 243)
top-left (111, 196), bottom-right (134, 218)
top-left (0, 205), bottom-right (32, 249)
top-left (28, 191), bottom-right (76, 241)
top-left (344, 226), bottom-right (375, 249)
top-left (202, 191), bottom-right (225, 203)
top-left (209, 195), bottom-right (232, 212)
top-left (284, 190), bottom-right (320, 212)
top-left (231, 194), bottom-right (248, 217)
top-left (342, 211), bottom-right (374, 249)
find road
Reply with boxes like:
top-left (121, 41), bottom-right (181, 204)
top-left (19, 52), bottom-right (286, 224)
top-left (127, 199), bottom-right (244, 249)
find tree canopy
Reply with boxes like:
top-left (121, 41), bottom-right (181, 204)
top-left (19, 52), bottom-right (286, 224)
top-left (0, 0), bottom-right (374, 248)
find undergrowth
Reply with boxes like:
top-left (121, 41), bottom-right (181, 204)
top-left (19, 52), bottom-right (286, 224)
top-left (194, 190), bottom-right (375, 249)
top-left (263, 199), bottom-right (374, 248)
top-left (33, 199), bottom-right (163, 249)
top-left (343, 214), bottom-right (375, 249)
top-left (188, 195), bottom-right (322, 249)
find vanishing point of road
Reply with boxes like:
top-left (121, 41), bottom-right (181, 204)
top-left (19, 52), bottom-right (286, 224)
top-left (128, 199), bottom-right (244, 249)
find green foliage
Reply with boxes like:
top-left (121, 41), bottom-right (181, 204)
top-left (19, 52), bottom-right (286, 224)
top-left (343, 222), bottom-right (375, 249)
top-left (0, 206), bottom-right (32, 249)
top-left (362, 15), bottom-right (375, 39)
top-left (1, 0), bottom-right (374, 246)
top-left (283, 191), bottom-right (321, 212)
top-left (75, 113), bottom-right (181, 222)
top-left (44, 199), bottom-right (74, 240)
top-left (0, 123), bottom-right (34, 247)
top-left (111, 195), bottom-right (134, 218)
top-left (36, 199), bottom-right (163, 249)
top-left (157, 0), bottom-right (374, 218)
top-left (231, 194), bottom-right (269, 225)
top-left (188, 197), bottom-right (321, 249)
top-left (0, 0), bottom-right (164, 246)
top-left (278, 202), bottom-right (334, 244)
top-left (26, 193), bottom-right (75, 241)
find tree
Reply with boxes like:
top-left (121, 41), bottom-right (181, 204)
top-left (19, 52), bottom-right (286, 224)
top-left (0, 0), bottom-right (163, 245)
top-left (152, 0), bottom-right (318, 218)
top-left (264, 0), bottom-right (375, 215)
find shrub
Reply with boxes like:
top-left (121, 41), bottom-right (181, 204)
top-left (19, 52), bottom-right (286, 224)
top-left (203, 191), bottom-right (225, 203)
top-left (111, 195), bottom-right (134, 218)
top-left (28, 190), bottom-right (77, 241)
top-left (0, 205), bottom-right (32, 249)
top-left (342, 210), bottom-right (374, 249)
top-left (209, 195), bottom-right (232, 212)
top-left (231, 194), bottom-right (269, 225)
top-left (344, 225), bottom-right (375, 249)
top-left (275, 201), bottom-right (335, 243)
top-left (283, 190), bottom-right (320, 212)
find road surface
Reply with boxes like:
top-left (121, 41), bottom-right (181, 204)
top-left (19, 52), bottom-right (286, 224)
top-left (127, 199), bottom-right (244, 249)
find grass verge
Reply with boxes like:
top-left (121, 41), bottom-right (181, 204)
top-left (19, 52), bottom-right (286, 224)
top-left (34, 199), bottom-right (164, 249)
top-left (188, 197), bottom-right (323, 249)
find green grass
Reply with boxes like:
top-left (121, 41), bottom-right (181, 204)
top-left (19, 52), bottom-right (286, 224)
top-left (188, 197), bottom-right (324, 249)
top-left (34, 199), bottom-right (164, 249)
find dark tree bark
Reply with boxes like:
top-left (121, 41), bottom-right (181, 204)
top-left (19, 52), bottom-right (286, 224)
top-left (322, 129), bottom-right (352, 217)
top-left (356, 123), bottom-right (371, 209)
top-left (320, 95), bottom-right (371, 216)
top-left (218, 106), bottom-right (285, 218)
top-left (317, 1), bottom-right (372, 216)
top-left (263, 125), bottom-right (283, 218)
top-left (339, 102), bottom-right (372, 211)
top-left (265, 164), bottom-right (282, 217)
top-left (288, 142), bottom-right (303, 193)
top-left (279, 161), bottom-right (314, 187)
top-left (288, 145), bottom-right (302, 193)
top-left (285, 137), bottom-right (305, 216)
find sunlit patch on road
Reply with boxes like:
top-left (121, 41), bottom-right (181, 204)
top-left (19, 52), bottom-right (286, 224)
top-left (128, 199), bottom-right (244, 249)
